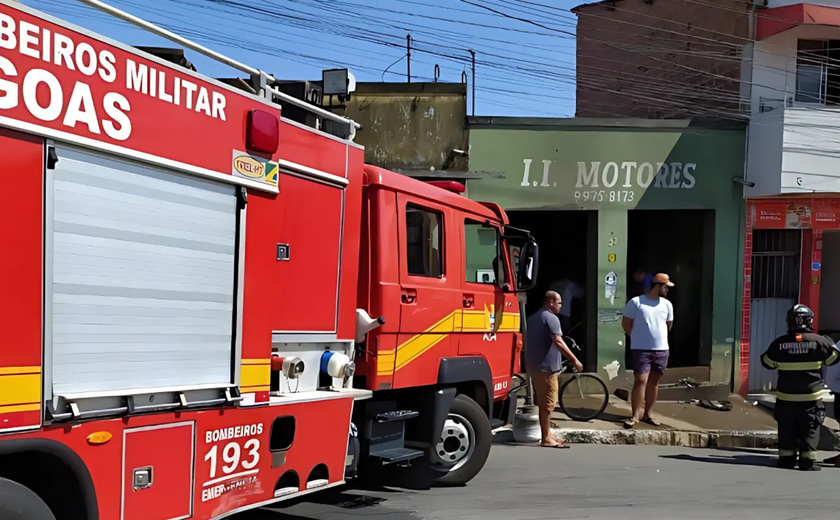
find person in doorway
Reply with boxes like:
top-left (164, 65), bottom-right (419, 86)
top-left (525, 291), bottom-right (584, 448)
top-left (761, 304), bottom-right (839, 471)
top-left (629, 268), bottom-right (654, 299)
top-left (548, 278), bottom-right (586, 333)
top-left (622, 273), bottom-right (674, 429)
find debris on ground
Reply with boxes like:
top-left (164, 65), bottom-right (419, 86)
top-left (698, 399), bottom-right (733, 412)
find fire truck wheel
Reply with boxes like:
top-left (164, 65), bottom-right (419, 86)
top-left (430, 394), bottom-right (491, 486)
top-left (0, 477), bottom-right (56, 520)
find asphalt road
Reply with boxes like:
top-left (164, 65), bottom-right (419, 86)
top-left (237, 445), bottom-right (840, 520)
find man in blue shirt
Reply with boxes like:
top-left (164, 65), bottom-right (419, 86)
top-left (526, 291), bottom-right (583, 448)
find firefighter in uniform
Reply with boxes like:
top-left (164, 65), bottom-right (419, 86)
top-left (761, 304), bottom-right (840, 471)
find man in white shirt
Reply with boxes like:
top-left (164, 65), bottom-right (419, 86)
top-left (621, 273), bottom-right (674, 429)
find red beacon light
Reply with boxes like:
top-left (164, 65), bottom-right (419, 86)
top-left (427, 180), bottom-right (466, 195)
top-left (246, 109), bottom-right (280, 154)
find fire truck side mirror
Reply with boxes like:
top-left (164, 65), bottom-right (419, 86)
top-left (516, 239), bottom-right (539, 292)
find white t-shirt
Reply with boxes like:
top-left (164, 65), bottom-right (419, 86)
top-left (623, 295), bottom-right (673, 351)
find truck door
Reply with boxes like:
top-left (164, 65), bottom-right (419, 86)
top-left (394, 194), bottom-right (460, 389)
top-left (0, 128), bottom-right (43, 433)
top-left (458, 218), bottom-right (518, 400)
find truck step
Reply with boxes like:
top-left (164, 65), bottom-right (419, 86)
top-left (369, 448), bottom-right (425, 465)
top-left (375, 410), bottom-right (419, 423)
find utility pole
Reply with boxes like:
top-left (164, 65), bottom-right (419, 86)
top-left (469, 50), bottom-right (475, 116)
top-left (407, 34), bottom-right (412, 83)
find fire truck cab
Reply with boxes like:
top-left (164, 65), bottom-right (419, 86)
top-left (350, 166), bottom-right (537, 485)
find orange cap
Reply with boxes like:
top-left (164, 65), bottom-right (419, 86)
top-left (652, 273), bottom-right (675, 287)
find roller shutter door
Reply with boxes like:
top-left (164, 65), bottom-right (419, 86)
top-left (48, 146), bottom-right (238, 397)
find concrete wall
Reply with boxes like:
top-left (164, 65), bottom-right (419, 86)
top-left (745, 105), bottom-right (840, 197)
top-left (744, 109), bottom-right (783, 196)
top-left (339, 83), bottom-right (469, 173)
top-left (781, 106), bottom-right (840, 192)
top-left (573, 0), bottom-right (750, 118)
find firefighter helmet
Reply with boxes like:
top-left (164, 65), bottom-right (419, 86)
top-left (787, 304), bottom-right (814, 331)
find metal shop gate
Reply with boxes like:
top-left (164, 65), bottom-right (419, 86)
top-left (748, 230), bottom-right (801, 393)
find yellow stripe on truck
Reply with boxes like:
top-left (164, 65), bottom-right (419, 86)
top-left (0, 366), bottom-right (41, 376)
top-left (240, 359), bottom-right (270, 392)
top-left (0, 373), bottom-right (40, 407)
top-left (377, 350), bottom-right (396, 375)
top-left (389, 307), bottom-right (521, 372)
top-left (395, 312), bottom-right (457, 370)
top-left (396, 334), bottom-right (448, 370)
top-left (0, 403), bottom-right (41, 414)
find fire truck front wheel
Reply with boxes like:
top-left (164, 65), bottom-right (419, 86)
top-left (430, 394), bottom-right (492, 486)
top-left (0, 477), bottom-right (56, 520)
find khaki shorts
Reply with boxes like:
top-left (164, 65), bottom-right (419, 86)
top-left (528, 370), bottom-right (558, 414)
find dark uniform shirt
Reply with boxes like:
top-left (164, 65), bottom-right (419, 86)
top-left (761, 331), bottom-right (840, 401)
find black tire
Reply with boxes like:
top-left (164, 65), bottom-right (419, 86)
top-left (558, 373), bottom-right (609, 422)
top-left (431, 394), bottom-right (492, 487)
top-left (0, 477), bottom-right (56, 520)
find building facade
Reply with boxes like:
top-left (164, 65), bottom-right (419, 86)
top-left (573, 0), bottom-right (751, 119)
top-left (467, 118), bottom-right (746, 389)
top-left (740, 1), bottom-right (840, 397)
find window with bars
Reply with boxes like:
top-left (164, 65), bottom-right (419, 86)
top-left (751, 230), bottom-right (801, 299)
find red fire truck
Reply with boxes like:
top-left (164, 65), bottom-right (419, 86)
top-left (0, 1), bottom-right (538, 519)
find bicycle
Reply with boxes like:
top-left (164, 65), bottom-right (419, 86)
top-left (510, 335), bottom-right (610, 422)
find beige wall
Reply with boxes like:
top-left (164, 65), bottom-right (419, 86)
top-left (339, 83), bottom-right (469, 173)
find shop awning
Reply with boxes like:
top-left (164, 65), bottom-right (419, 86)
top-left (757, 3), bottom-right (840, 41)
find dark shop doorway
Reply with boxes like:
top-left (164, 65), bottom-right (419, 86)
top-left (626, 210), bottom-right (715, 370)
top-left (507, 210), bottom-right (598, 372)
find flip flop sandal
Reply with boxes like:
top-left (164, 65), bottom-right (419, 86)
top-left (641, 417), bottom-right (661, 427)
top-left (541, 443), bottom-right (571, 449)
top-left (624, 420), bottom-right (636, 429)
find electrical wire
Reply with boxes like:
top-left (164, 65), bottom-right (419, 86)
top-left (29, 0), bottom-right (840, 123)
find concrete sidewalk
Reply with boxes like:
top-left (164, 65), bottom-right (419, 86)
top-left (495, 394), bottom-right (840, 449)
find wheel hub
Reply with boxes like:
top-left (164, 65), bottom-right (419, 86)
top-left (434, 414), bottom-right (473, 469)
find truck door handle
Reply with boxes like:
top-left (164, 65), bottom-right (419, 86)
top-left (401, 290), bottom-right (417, 304)
top-left (462, 294), bottom-right (474, 308)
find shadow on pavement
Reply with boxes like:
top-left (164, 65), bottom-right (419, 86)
top-left (660, 453), bottom-right (779, 468)
top-left (233, 481), bottom-right (418, 520)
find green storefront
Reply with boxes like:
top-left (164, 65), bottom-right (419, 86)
top-left (467, 118), bottom-right (746, 388)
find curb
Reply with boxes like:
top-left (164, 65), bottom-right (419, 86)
top-left (492, 427), bottom-right (778, 449)
top-left (554, 429), bottom-right (778, 448)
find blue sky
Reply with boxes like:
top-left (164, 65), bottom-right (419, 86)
top-left (25, 0), bottom-right (584, 117)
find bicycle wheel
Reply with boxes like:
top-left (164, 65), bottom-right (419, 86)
top-left (558, 373), bottom-right (609, 422)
